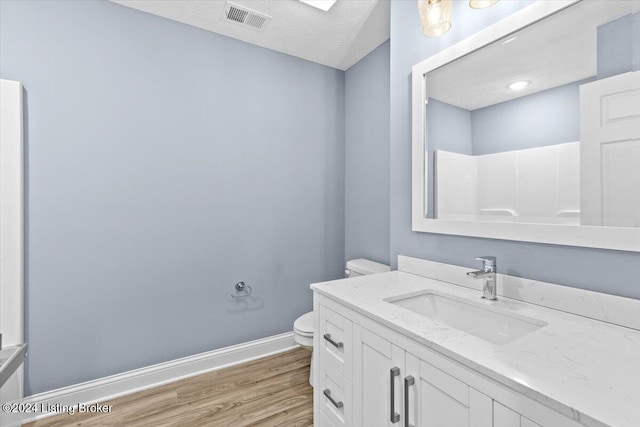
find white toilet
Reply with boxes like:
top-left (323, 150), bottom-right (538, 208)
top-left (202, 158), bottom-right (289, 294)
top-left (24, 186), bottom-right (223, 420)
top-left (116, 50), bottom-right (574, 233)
top-left (294, 258), bottom-right (390, 386)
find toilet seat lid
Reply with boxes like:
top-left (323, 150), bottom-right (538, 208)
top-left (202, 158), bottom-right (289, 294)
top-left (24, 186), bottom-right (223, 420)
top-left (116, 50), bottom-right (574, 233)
top-left (294, 312), bottom-right (314, 335)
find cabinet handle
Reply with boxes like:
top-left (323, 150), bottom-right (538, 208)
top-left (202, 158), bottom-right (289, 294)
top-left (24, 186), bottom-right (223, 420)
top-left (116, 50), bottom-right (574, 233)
top-left (323, 333), bottom-right (344, 349)
top-left (323, 388), bottom-right (343, 409)
top-left (390, 366), bottom-right (400, 423)
top-left (404, 375), bottom-right (415, 427)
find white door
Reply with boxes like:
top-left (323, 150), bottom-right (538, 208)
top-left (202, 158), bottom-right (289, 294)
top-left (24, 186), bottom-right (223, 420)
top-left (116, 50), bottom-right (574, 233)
top-left (580, 71), bottom-right (640, 227)
top-left (353, 326), bottom-right (405, 427)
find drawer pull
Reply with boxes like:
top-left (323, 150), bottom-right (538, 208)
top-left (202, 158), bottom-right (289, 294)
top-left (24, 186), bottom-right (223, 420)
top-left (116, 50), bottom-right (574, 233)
top-left (390, 366), bottom-right (400, 423)
top-left (323, 333), bottom-right (344, 349)
top-left (323, 388), bottom-right (344, 409)
top-left (404, 375), bottom-right (415, 427)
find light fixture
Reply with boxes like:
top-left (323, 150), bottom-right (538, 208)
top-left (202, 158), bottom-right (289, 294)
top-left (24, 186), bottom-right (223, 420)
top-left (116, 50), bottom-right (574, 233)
top-left (418, 0), bottom-right (499, 38)
top-left (508, 80), bottom-right (530, 91)
top-left (417, 0), bottom-right (453, 37)
top-left (298, 0), bottom-right (337, 12)
top-left (469, 0), bottom-right (499, 9)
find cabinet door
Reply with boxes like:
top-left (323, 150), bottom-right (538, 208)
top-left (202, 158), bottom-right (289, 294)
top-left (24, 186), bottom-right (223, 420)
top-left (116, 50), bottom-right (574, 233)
top-left (353, 326), bottom-right (404, 427)
top-left (404, 352), bottom-right (420, 427)
top-left (494, 402), bottom-right (520, 427)
top-left (469, 388), bottom-right (493, 427)
top-left (521, 418), bottom-right (542, 427)
top-left (418, 360), bottom-right (473, 427)
top-left (494, 400), bottom-right (581, 427)
top-left (317, 408), bottom-right (338, 427)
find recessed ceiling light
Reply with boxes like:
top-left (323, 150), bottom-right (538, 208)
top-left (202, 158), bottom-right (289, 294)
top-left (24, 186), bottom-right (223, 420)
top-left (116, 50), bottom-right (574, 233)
top-left (508, 80), bottom-right (530, 91)
top-left (298, 0), bottom-right (337, 11)
top-left (502, 36), bottom-right (517, 44)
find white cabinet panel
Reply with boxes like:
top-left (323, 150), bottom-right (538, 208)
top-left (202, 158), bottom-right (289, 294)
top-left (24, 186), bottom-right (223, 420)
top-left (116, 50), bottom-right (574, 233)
top-left (420, 379), bottom-right (469, 427)
top-left (420, 360), bottom-right (469, 406)
top-left (353, 327), bottom-right (404, 427)
top-left (319, 305), bottom-right (353, 378)
top-left (495, 401), bottom-right (521, 427)
top-left (521, 417), bottom-right (542, 427)
top-left (418, 359), bottom-right (471, 427)
top-left (404, 352), bottom-right (421, 427)
top-left (469, 388), bottom-right (493, 427)
top-left (317, 361), bottom-right (351, 427)
top-left (317, 407), bottom-right (338, 427)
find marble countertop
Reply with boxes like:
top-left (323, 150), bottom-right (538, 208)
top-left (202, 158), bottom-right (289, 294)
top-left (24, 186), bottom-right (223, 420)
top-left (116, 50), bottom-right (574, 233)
top-left (311, 271), bottom-right (640, 427)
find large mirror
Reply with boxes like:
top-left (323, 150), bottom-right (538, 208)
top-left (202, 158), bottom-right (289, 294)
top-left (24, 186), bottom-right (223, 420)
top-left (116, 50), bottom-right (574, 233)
top-left (412, 0), bottom-right (640, 251)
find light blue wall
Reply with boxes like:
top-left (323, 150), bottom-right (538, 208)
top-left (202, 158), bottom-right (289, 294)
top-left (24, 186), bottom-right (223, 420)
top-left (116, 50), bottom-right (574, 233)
top-left (390, 1), bottom-right (640, 300)
top-left (597, 12), bottom-right (640, 79)
top-left (426, 99), bottom-right (472, 216)
top-left (345, 41), bottom-right (390, 265)
top-left (0, 0), bottom-right (345, 395)
top-left (4, 0), bottom-right (640, 398)
top-left (427, 99), bottom-right (472, 155)
top-left (635, 14), bottom-right (640, 72)
top-left (470, 78), bottom-right (593, 155)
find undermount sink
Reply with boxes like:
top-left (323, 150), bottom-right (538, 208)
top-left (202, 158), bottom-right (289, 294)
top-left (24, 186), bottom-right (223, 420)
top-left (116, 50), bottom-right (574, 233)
top-left (386, 291), bottom-right (546, 345)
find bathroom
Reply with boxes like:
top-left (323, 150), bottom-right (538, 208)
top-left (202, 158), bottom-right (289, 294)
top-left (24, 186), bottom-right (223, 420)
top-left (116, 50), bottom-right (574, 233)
top-left (0, 0), bottom-right (638, 426)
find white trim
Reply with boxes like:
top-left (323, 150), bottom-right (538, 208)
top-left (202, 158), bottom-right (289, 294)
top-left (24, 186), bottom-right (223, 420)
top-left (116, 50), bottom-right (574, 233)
top-left (22, 332), bottom-right (297, 423)
top-left (0, 79), bottom-right (25, 427)
top-left (0, 79), bottom-right (25, 347)
top-left (411, 0), bottom-right (640, 252)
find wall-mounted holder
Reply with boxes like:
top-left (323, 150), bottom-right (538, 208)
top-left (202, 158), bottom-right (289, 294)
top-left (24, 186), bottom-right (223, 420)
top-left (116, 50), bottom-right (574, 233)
top-left (231, 281), bottom-right (252, 299)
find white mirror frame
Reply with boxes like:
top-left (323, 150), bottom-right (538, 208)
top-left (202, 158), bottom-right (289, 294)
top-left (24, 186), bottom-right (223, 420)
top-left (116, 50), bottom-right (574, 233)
top-left (411, 0), bottom-right (640, 252)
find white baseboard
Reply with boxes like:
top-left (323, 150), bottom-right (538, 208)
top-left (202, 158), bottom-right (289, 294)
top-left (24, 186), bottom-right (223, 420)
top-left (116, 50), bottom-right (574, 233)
top-left (22, 332), bottom-right (297, 424)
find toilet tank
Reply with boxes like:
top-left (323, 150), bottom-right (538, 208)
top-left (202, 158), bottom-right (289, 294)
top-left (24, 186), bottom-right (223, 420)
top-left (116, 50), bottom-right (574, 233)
top-left (345, 259), bottom-right (390, 278)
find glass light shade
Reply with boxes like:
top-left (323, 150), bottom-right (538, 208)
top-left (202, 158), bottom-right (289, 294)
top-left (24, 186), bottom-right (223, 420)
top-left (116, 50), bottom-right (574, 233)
top-left (469, 0), bottom-right (498, 9)
top-left (417, 0), bottom-right (452, 37)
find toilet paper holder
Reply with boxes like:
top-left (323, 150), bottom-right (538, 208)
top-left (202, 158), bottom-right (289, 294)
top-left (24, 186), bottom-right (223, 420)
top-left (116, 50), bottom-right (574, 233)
top-left (231, 281), bottom-right (252, 299)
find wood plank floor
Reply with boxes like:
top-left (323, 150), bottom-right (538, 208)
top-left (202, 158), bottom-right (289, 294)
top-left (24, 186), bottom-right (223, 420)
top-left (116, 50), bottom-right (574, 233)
top-left (23, 347), bottom-right (313, 427)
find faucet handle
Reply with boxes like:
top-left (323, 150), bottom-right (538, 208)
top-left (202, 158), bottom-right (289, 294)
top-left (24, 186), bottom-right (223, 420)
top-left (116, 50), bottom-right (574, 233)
top-left (474, 256), bottom-right (496, 268)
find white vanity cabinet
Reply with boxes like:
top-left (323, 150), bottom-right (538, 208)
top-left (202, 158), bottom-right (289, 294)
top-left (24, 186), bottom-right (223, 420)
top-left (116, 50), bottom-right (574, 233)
top-left (314, 295), bottom-right (584, 427)
top-left (413, 358), bottom-right (490, 427)
top-left (352, 326), bottom-right (403, 427)
top-left (493, 403), bottom-right (542, 427)
top-left (351, 327), bottom-right (492, 427)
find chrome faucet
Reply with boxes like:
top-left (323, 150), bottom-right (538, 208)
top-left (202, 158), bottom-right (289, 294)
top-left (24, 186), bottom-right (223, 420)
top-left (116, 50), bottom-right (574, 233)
top-left (467, 256), bottom-right (497, 300)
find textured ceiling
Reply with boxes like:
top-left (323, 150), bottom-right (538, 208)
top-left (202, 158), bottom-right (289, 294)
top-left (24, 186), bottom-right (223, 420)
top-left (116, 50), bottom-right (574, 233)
top-left (110, 0), bottom-right (390, 71)
top-left (427, 0), bottom-right (639, 111)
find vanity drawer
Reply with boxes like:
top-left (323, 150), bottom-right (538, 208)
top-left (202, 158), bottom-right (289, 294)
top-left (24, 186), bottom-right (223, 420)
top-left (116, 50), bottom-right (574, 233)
top-left (316, 360), bottom-right (352, 427)
top-left (318, 304), bottom-right (353, 377)
top-left (316, 409), bottom-right (337, 427)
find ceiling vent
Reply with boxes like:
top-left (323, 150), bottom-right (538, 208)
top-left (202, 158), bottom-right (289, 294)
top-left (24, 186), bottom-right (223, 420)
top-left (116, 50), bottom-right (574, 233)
top-left (221, 2), bottom-right (271, 31)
